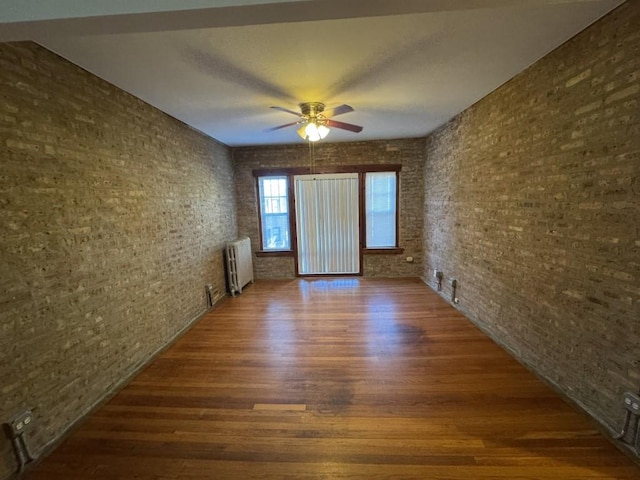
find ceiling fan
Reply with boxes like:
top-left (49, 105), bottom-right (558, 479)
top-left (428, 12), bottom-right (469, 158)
top-left (267, 102), bottom-right (363, 142)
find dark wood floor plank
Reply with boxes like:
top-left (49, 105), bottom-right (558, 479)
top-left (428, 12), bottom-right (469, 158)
top-left (26, 278), bottom-right (639, 479)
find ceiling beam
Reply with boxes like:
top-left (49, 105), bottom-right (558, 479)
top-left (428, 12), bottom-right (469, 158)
top-left (0, 0), bottom-right (616, 42)
top-left (0, 0), bottom-right (302, 23)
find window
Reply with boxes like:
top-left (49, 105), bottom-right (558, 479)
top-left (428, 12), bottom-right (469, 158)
top-left (254, 165), bottom-right (401, 258)
top-left (258, 176), bottom-right (291, 250)
top-left (365, 171), bottom-right (397, 248)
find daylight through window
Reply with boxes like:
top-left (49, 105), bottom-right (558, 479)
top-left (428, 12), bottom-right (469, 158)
top-left (258, 176), bottom-right (290, 250)
top-left (365, 171), bottom-right (397, 248)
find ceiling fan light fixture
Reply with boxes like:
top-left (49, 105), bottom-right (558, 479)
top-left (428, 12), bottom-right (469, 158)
top-left (317, 124), bottom-right (330, 139)
top-left (305, 122), bottom-right (320, 141)
top-left (305, 121), bottom-right (329, 142)
top-left (270, 102), bottom-right (360, 141)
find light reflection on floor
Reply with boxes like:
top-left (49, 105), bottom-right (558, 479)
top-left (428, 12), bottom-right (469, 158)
top-left (293, 278), bottom-right (424, 360)
top-left (264, 301), bottom-right (296, 357)
top-left (297, 277), bottom-right (361, 297)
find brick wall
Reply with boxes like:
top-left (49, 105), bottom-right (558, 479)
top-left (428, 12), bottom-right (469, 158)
top-left (233, 139), bottom-right (424, 278)
top-left (423, 1), bottom-right (639, 439)
top-left (0, 42), bottom-right (237, 478)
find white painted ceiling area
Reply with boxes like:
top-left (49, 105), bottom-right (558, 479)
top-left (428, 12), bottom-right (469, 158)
top-left (1, 0), bottom-right (624, 146)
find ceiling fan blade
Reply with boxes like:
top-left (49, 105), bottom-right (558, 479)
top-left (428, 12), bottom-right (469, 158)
top-left (326, 119), bottom-right (363, 133)
top-left (265, 121), bottom-right (300, 132)
top-left (270, 106), bottom-right (302, 117)
top-left (322, 104), bottom-right (354, 118)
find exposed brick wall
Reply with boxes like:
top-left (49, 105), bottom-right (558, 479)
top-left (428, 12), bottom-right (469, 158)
top-left (423, 1), bottom-right (639, 440)
top-left (233, 139), bottom-right (424, 278)
top-left (0, 42), bottom-right (237, 477)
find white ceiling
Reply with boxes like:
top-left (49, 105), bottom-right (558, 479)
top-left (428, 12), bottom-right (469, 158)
top-left (1, 0), bottom-right (624, 146)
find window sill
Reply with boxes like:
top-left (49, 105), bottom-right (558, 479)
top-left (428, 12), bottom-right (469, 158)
top-left (363, 247), bottom-right (404, 255)
top-left (255, 250), bottom-right (294, 257)
top-left (256, 248), bottom-right (404, 257)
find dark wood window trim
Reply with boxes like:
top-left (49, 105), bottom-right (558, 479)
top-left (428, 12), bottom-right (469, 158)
top-left (363, 247), bottom-right (405, 255)
top-left (255, 250), bottom-right (294, 257)
top-left (255, 176), bottom-right (266, 251)
top-left (363, 170), bottom-right (401, 249)
top-left (253, 164), bottom-right (403, 267)
top-left (252, 164), bottom-right (402, 178)
top-left (255, 175), bottom-right (293, 253)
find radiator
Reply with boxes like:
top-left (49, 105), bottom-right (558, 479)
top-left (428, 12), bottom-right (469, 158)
top-left (225, 237), bottom-right (254, 296)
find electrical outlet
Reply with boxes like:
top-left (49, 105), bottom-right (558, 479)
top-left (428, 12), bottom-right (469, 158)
top-left (623, 392), bottom-right (640, 414)
top-left (8, 410), bottom-right (33, 437)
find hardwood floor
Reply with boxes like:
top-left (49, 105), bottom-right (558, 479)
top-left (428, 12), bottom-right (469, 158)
top-left (27, 278), bottom-right (639, 479)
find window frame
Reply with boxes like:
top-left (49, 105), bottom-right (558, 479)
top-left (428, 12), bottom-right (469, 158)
top-left (362, 170), bottom-right (401, 253)
top-left (253, 165), bottom-right (403, 257)
top-left (255, 175), bottom-right (294, 256)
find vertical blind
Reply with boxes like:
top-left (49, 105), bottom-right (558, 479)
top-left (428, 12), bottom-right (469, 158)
top-left (295, 173), bottom-right (359, 275)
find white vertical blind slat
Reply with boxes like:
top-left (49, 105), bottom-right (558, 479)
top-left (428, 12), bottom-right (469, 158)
top-left (295, 174), bottom-right (359, 275)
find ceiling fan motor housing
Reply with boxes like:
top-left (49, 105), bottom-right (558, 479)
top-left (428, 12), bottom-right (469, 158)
top-left (300, 102), bottom-right (325, 119)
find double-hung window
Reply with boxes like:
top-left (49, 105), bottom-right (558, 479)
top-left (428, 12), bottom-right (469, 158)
top-left (257, 176), bottom-right (290, 251)
top-left (365, 171), bottom-right (398, 248)
top-left (256, 167), bottom-right (400, 255)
